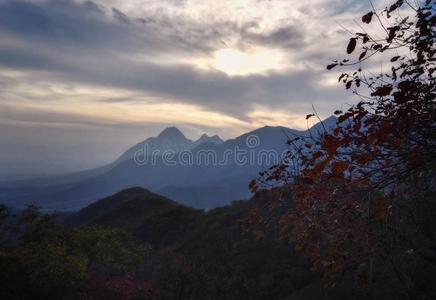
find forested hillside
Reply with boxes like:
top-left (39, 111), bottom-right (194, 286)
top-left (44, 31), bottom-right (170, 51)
top-left (0, 188), bottom-right (370, 299)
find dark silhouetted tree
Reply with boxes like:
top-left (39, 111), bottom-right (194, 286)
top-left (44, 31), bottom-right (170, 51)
top-left (250, 1), bottom-right (435, 298)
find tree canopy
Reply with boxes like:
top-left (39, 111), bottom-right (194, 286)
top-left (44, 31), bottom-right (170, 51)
top-left (250, 0), bottom-right (436, 298)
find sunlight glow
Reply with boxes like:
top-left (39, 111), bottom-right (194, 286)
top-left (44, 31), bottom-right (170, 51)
top-left (0, 79), bottom-right (249, 131)
top-left (210, 47), bottom-right (285, 76)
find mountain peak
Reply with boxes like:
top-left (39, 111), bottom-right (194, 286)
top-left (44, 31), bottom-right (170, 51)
top-left (309, 115), bottom-right (338, 132)
top-left (158, 127), bottom-right (186, 140)
top-left (195, 133), bottom-right (224, 145)
top-left (323, 115), bottom-right (338, 124)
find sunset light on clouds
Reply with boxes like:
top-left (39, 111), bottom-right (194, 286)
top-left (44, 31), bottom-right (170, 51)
top-left (0, 0), bottom-right (381, 175)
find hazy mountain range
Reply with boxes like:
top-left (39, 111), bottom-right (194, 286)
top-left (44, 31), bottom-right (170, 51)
top-left (0, 116), bottom-right (337, 211)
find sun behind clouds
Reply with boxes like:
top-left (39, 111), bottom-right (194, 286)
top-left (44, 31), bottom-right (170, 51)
top-left (210, 47), bottom-right (285, 76)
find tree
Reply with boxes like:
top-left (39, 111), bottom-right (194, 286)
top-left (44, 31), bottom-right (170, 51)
top-left (0, 206), bottom-right (154, 299)
top-left (251, 0), bottom-right (435, 298)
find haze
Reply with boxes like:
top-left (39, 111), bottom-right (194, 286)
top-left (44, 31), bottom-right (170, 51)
top-left (0, 0), bottom-right (379, 178)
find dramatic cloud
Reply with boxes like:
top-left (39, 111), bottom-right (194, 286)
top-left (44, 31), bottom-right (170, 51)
top-left (0, 0), bottom-right (381, 175)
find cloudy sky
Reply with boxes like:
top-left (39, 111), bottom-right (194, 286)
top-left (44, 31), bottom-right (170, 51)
top-left (0, 0), bottom-right (383, 177)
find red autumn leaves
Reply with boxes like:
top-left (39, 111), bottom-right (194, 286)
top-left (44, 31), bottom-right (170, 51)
top-left (250, 0), bottom-right (435, 285)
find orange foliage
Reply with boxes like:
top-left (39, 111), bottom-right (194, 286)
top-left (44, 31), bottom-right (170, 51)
top-left (251, 0), bottom-right (436, 285)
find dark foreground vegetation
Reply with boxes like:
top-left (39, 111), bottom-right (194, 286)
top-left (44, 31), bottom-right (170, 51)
top-left (0, 188), bottom-right (321, 299)
top-left (2, 187), bottom-right (411, 300)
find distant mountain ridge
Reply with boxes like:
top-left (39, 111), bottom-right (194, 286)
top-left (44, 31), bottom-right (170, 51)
top-left (115, 127), bottom-right (224, 164)
top-left (0, 117), bottom-right (337, 211)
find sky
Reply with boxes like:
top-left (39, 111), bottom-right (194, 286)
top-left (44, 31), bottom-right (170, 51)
top-left (0, 0), bottom-right (384, 178)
